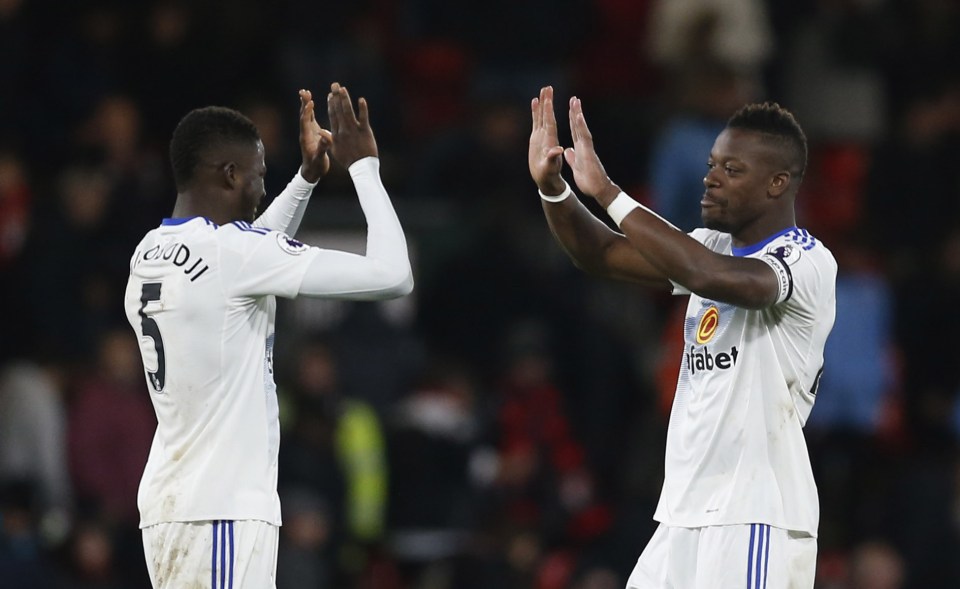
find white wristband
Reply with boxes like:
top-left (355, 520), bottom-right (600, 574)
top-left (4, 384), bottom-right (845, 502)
top-left (606, 192), bottom-right (641, 227)
top-left (539, 181), bottom-right (572, 203)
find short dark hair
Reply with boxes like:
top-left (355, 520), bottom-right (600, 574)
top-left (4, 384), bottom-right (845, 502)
top-left (727, 102), bottom-right (808, 180)
top-left (169, 106), bottom-right (260, 190)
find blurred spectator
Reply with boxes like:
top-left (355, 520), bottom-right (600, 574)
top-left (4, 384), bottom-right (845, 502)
top-left (647, 59), bottom-right (757, 232)
top-left (127, 0), bottom-right (208, 142)
top-left (74, 94), bottom-right (170, 239)
top-left (876, 0), bottom-right (960, 120)
top-left (647, 0), bottom-right (773, 76)
top-left (894, 228), bottom-right (960, 444)
top-left (37, 2), bottom-right (127, 164)
top-left (0, 361), bottom-right (72, 536)
top-left (864, 80), bottom-right (960, 280)
top-left (781, 0), bottom-right (887, 142)
top-left (56, 519), bottom-right (124, 589)
top-left (454, 1), bottom-right (582, 103)
top-left (806, 238), bottom-right (898, 550)
top-left (570, 565), bottom-right (622, 589)
top-left (22, 164), bottom-right (129, 361)
top-left (807, 241), bottom-right (896, 435)
top-left (386, 358), bottom-right (494, 585)
top-left (278, 336), bottom-right (388, 584)
top-left (0, 148), bottom-right (30, 270)
top-left (413, 96), bottom-right (529, 205)
top-left (276, 486), bottom-right (334, 589)
top-left (0, 149), bottom-right (32, 361)
top-left (887, 446), bottom-right (960, 588)
top-left (0, 480), bottom-right (58, 589)
top-left (67, 327), bottom-right (155, 526)
top-left (328, 302), bottom-right (426, 417)
top-left (848, 540), bottom-right (906, 589)
top-left (491, 327), bottom-right (611, 549)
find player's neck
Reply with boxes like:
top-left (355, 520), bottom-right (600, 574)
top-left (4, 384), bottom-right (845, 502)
top-left (171, 193), bottom-right (233, 226)
top-left (731, 209), bottom-right (796, 249)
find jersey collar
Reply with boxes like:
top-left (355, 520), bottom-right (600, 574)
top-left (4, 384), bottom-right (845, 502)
top-left (161, 216), bottom-right (218, 227)
top-left (731, 226), bottom-right (797, 257)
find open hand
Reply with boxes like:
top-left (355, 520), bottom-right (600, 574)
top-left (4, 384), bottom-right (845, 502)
top-left (327, 82), bottom-right (378, 168)
top-left (528, 86), bottom-right (567, 196)
top-left (565, 97), bottom-right (620, 207)
top-left (298, 89), bottom-right (332, 183)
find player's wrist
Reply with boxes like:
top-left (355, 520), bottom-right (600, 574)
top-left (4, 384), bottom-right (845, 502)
top-left (593, 181), bottom-right (622, 208)
top-left (539, 179), bottom-right (572, 203)
top-left (606, 192), bottom-right (641, 228)
top-left (348, 156), bottom-right (380, 178)
top-left (298, 164), bottom-right (322, 185)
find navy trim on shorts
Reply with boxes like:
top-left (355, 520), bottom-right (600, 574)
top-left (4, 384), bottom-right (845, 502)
top-left (212, 520), bottom-right (235, 588)
top-left (747, 524), bottom-right (770, 589)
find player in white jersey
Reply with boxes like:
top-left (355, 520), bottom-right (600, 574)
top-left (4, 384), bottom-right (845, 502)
top-left (529, 87), bottom-right (836, 588)
top-left (123, 83), bottom-right (413, 588)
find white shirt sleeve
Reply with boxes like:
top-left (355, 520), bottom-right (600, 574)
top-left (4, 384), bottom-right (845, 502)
top-left (222, 224), bottom-right (322, 298)
top-left (670, 228), bottom-right (715, 295)
top-left (252, 170), bottom-right (317, 236)
top-left (297, 157), bottom-right (413, 300)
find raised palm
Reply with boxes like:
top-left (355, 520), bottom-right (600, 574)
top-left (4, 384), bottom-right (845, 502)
top-left (528, 86), bottom-right (566, 196)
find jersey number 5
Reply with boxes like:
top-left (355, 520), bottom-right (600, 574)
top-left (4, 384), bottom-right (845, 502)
top-left (139, 282), bottom-right (166, 392)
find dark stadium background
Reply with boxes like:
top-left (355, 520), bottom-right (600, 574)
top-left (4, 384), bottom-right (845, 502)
top-left (1, 0), bottom-right (959, 587)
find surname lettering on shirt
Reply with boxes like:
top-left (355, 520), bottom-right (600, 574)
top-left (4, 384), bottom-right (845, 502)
top-left (133, 241), bottom-right (210, 282)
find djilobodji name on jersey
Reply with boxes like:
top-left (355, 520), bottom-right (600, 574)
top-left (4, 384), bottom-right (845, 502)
top-left (133, 240), bottom-right (210, 282)
top-left (685, 344), bottom-right (739, 376)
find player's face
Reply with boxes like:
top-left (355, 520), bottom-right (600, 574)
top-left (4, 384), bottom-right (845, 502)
top-left (701, 128), bottom-right (781, 235)
top-left (236, 140), bottom-right (267, 223)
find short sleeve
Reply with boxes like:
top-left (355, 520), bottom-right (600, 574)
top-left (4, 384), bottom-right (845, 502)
top-left (758, 252), bottom-right (793, 305)
top-left (671, 228), bottom-right (723, 295)
top-left (759, 240), bottom-right (835, 323)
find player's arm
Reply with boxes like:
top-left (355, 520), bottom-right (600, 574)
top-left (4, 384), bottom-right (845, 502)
top-left (529, 86), bottom-right (670, 288)
top-left (254, 89), bottom-right (332, 235)
top-left (563, 95), bottom-right (781, 310)
top-left (297, 83), bottom-right (412, 300)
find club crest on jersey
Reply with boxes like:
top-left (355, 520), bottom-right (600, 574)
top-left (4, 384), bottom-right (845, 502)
top-left (767, 243), bottom-right (801, 266)
top-left (696, 305), bottom-right (720, 344)
top-left (276, 233), bottom-right (308, 255)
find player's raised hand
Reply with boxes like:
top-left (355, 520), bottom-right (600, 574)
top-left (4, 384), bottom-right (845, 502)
top-left (564, 97), bottom-right (621, 207)
top-left (298, 89), bottom-right (333, 183)
top-left (327, 82), bottom-right (378, 168)
top-left (528, 86), bottom-right (568, 196)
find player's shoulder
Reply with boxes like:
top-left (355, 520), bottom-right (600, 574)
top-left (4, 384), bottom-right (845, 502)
top-left (218, 221), bottom-right (311, 256)
top-left (689, 227), bottom-right (731, 251)
top-left (216, 220), bottom-right (274, 248)
top-left (221, 220), bottom-right (273, 236)
top-left (764, 228), bottom-right (837, 276)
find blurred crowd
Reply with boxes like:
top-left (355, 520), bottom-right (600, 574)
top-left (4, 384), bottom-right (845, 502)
top-left (1, 0), bottom-right (959, 587)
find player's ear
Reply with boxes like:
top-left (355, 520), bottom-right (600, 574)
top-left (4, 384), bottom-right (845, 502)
top-left (222, 161), bottom-right (238, 189)
top-left (768, 171), bottom-right (790, 198)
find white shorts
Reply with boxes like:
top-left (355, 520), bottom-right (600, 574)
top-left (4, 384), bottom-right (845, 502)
top-left (626, 523), bottom-right (816, 589)
top-left (142, 520), bottom-right (279, 589)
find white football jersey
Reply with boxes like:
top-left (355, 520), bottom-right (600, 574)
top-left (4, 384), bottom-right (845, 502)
top-left (124, 216), bottom-right (320, 527)
top-left (124, 159), bottom-right (411, 528)
top-left (655, 227), bottom-right (837, 536)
